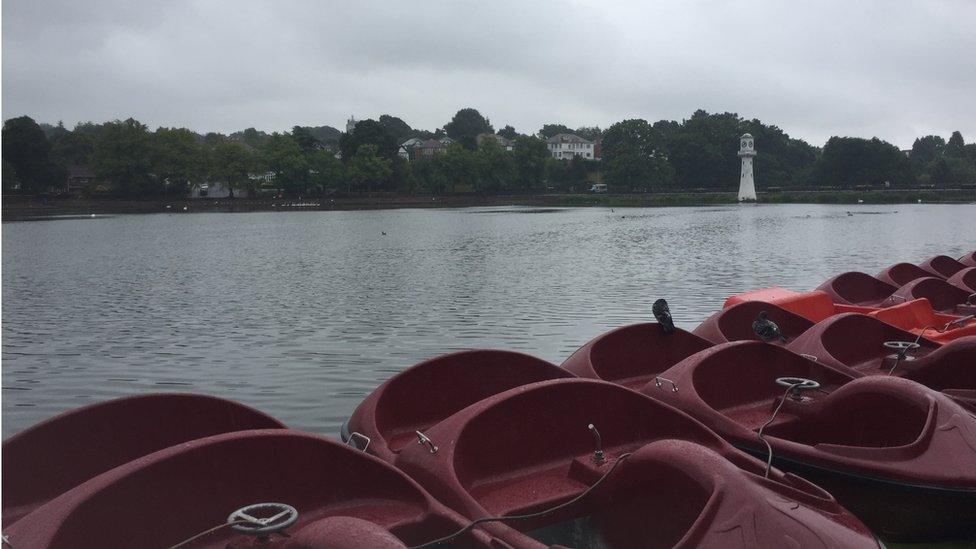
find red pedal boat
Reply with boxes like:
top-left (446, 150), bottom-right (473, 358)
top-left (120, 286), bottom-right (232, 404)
top-left (3, 429), bottom-right (498, 548)
top-left (2, 393), bottom-right (285, 527)
top-left (643, 341), bottom-right (976, 541)
top-left (393, 378), bottom-right (880, 548)
top-left (342, 349), bottom-right (572, 462)
top-left (560, 323), bottom-right (712, 389)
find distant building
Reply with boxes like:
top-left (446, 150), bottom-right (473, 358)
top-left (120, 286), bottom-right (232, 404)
top-left (414, 139), bottom-right (448, 159)
top-left (547, 133), bottom-right (594, 160)
top-left (60, 165), bottom-right (95, 194)
top-left (189, 182), bottom-right (250, 199)
top-left (346, 116), bottom-right (357, 133)
top-left (593, 136), bottom-right (603, 159)
top-left (438, 136), bottom-right (454, 146)
top-left (476, 133), bottom-right (514, 151)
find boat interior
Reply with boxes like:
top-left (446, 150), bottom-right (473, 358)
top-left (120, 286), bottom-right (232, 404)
top-left (919, 255), bottom-right (967, 278)
top-left (887, 277), bottom-right (975, 314)
top-left (876, 262), bottom-right (932, 287)
top-left (947, 266), bottom-right (976, 293)
top-left (692, 300), bottom-right (814, 345)
top-left (816, 271), bottom-right (897, 308)
top-left (1, 393), bottom-right (285, 527)
top-left (561, 323), bottom-right (712, 389)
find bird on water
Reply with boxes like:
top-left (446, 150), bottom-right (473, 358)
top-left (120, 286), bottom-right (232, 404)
top-left (753, 311), bottom-right (787, 342)
top-left (652, 299), bottom-right (675, 334)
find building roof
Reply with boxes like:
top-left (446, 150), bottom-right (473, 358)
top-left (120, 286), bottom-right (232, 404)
top-left (476, 133), bottom-right (514, 147)
top-left (546, 133), bottom-right (592, 145)
top-left (417, 139), bottom-right (447, 149)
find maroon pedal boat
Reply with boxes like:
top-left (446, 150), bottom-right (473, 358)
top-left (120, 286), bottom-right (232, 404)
top-left (643, 341), bottom-right (976, 541)
top-left (787, 312), bottom-right (976, 411)
top-left (341, 349), bottom-right (573, 462)
top-left (560, 322), bottom-right (712, 389)
top-left (2, 393), bottom-right (286, 527)
top-left (3, 429), bottom-right (499, 549)
top-left (392, 378), bottom-right (880, 548)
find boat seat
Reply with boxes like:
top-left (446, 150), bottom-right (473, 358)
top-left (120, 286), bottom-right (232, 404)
top-left (693, 300), bottom-right (814, 345)
top-left (886, 277), bottom-right (973, 314)
top-left (959, 251), bottom-right (976, 268)
top-left (816, 272), bottom-right (897, 308)
top-left (919, 255), bottom-right (966, 278)
top-left (876, 262), bottom-right (932, 287)
top-left (947, 267), bottom-right (976, 293)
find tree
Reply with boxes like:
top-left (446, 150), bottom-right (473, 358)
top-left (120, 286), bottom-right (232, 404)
top-left (475, 138), bottom-right (515, 194)
top-left (92, 118), bottom-right (155, 196)
top-left (946, 131), bottom-right (965, 158)
top-left (909, 135), bottom-right (946, 166)
top-left (444, 108), bottom-right (492, 149)
top-left (211, 140), bottom-right (256, 198)
top-left (497, 125), bottom-right (518, 140)
top-left (378, 115), bottom-right (413, 143)
top-left (574, 126), bottom-right (602, 141)
top-left (2, 116), bottom-right (57, 193)
top-left (347, 144), bottom-right (392, 194)
top-left (153, 127), bottom-right (205, 196)
top-left (512, 136), bottom-right (550, 191)
top-left (308, 150), bottom-right (346, 194)
top-left (812, 137), bottom-right (913, 187)
top-left (339, 119), bottom-right (397, 161)
top-left (291, 126), bottom-right (321, 154)
top-left (538, 124), bottom-right (572, 139)
top-left (262, 133), bottom-right (308, 195)
top-left (602, 119), bottom-right (674, 191)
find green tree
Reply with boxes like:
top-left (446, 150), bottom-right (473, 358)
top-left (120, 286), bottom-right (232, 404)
top-left (475, 138), bottom-right (515, 194)
top-left (262, 133), bottom-right (308, 196)
top-left (538, 124), bottom-right (572, 139)
top-left (211, 140), bottom-right (256, 198)
top-left (444, 108), bottom-right (492, 149)
top-left (512, 136), bottom-right (550, 191)
top-left (92, 118), bottom-right (155, 196)
top-left (339, 119), bottom-right (397, 161)
top-left (347, 144), bottom-right (392, 194)
top-left (602, 119), bottom-right (674, 192)
top-left (574, 126), bottom-right (602, 141)
top-left (812, 137), bottom-right (913, 187)
top-left (946, 131), bottom-right (965, 158)
top-left (909, 135), bottom-right (946, 166)
top-left (497, 125), bottom-right (518, 140)
top-left (378, 115), bottom-right (413, 143)
top-left (153, 127), bottom-right (205, 196)
top-left (291, 126), bottom-right (322, 154)
top-left (2, 116), bottom-right (57, 193)
top-left (308, 149), bottom-right (346, 194)
top-left (439, 143), bottom-right (478, 191)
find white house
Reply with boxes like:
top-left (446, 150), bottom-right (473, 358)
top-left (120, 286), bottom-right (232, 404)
top-left (547, 133), bottom-right (594, 160)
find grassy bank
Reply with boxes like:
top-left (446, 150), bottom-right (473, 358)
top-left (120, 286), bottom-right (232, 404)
top-left (3, 188), bottom-right (973, 220)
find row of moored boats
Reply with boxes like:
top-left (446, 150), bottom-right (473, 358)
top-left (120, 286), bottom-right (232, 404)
top-left (3, 250), bottom-right (975, 548)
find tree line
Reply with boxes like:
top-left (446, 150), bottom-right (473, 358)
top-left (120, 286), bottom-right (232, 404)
top-left (3, 108), bottom-right (976, 198)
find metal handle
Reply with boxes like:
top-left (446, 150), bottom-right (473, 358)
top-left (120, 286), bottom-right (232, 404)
top-left (415, 431), bottom-right (438, 454)
top-left (588, 423), bottom-right (605, 464)
top-left (653, 376), bottom-right (678, 392)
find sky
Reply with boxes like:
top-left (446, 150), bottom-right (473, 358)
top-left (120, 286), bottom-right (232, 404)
top-left (3, 0), bottom-right (975, 149)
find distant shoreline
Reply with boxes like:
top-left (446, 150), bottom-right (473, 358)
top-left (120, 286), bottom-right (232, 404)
top-left (3, 189), bottom-right (974, 220)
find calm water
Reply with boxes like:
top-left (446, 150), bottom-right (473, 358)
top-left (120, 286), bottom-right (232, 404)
top-left (3, 204), bottom-right (974, 439)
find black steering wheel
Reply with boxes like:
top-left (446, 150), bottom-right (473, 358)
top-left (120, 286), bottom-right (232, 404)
top-left (775, 377), bottom-right (821, 391)
top-left (227, 503), bottom-right (298, 536)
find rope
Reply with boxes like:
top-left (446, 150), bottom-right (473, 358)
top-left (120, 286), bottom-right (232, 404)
top-left (166, 519), bottom-right (254, 549)
top-left (408, 452), bottom-right (633, 548)
top-left (758, 383), bottom-right (802, 478)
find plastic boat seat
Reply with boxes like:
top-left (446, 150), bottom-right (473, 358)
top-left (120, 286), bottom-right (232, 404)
top-left (900, 337), bottom-right (976, 411)
top-left (561, 323), bottom-right (712, 389)
top-left (1, 393), bottom-right (285, 527)
top-left (960, 250), bottom-right (976, 267)
top-left (345, 349), bottom-right (572, 463)
top-left (867, 298), bottom-right (976, 343)
top-left (788, 313), bottom-right (939, 372)
top-left (876, 262), bottom-right (932, 287)
top-left (886, 277), bottom-right (973, 314)
top-left (693, 300), bottom-right (814, 345)
top-left (947, 266), bottom-right (976, 293)
top-left (919, 255), bottom-right (967, 278)
top-left (816, 272), bottom-right (897, 308)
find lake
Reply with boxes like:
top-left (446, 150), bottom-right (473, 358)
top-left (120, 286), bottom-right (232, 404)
top-left (3, 203), bottom-right (974, 439)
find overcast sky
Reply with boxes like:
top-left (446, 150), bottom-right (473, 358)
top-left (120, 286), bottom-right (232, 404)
top-left (3, 0), bottom-right (975, 148)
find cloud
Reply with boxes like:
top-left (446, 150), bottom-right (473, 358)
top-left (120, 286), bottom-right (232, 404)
top-left (4, 0), bottom-right (974, 148)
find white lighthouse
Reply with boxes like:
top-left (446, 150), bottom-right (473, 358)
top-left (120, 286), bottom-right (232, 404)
top-left (738, 133), bottom-right (757, 201)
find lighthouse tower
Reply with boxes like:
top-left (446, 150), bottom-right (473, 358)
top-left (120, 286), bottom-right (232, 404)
top-left (738, 133), bottom-right (757, 201)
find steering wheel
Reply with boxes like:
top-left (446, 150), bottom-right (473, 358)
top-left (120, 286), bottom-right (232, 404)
top-left (883, 341), bottom-right (920, 356)
top-left (775, 377), bottom-right (821, 391)
top-left (227, 503), bottom-right (298, 536)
